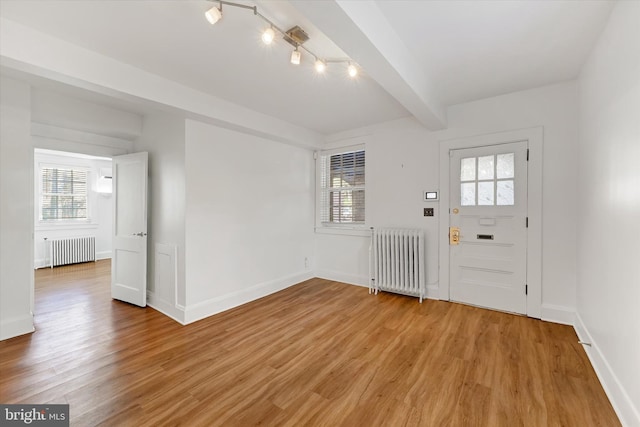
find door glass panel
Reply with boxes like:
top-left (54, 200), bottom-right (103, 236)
top-left (477, 156), bottom-right (494, 180)
top-left (497, 153), bottom-right (514, 179)
top-left (478, 182), bottom-right (494, 205)
top-left (497, 180), bottom-right (514, 205)
top-left (460, 157), bottom-right (476, 181)
top-left (461, 183), bottom-right (476, 206)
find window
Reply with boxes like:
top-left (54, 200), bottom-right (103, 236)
top-left (320, 149), bottom-right (365, 224)
top-left (40, 167), bottom-right (88, 221)
top-left (460, 153), bottom-right (514, 206)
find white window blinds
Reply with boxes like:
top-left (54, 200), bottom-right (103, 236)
top-left (320, 149), bottom-right (365, 224)
top-left (41, 167), bottom-right (88, 220)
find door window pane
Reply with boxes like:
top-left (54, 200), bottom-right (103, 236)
top-left (478, 181), bottom-right (494, 205)
top-left (460, 158), bottom-right (476, 181)
top-left (497, 180), bottom-right (514, 205)
top-left (461, 183), bottom-right (476, 206)
top-left (497, 153), bottom-right (514, 179)
top-left (477, 156), bottom-right (494, 180)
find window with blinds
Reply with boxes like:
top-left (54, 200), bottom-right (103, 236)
top-left (319, 149), bottom-right (365, 224)
top-left (41, 167), bottom-right (88, 221)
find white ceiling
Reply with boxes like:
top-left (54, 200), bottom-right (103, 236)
top-left (376, 0), bottom-right (615, 106)
top-left (0, 0), bottom-right (615, 134)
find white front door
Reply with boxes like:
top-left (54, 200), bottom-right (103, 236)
top-left (111, 152), bottom-right (148, 307)
top-left (449, 141), bottom-right (528, 314)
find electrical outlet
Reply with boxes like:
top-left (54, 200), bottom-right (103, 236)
top-left (424, 208), bottom-right (434, 217)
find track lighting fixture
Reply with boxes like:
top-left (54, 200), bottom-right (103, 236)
top-left (261, 27), bottom-right (275, 45)
top-left (290, 48), bottom-right (301, 65)
top-left (348, 63), bottom-right (358, 78)
top-left (203, 0), bottom-right (358, 78)
top-left (205, 5), bottom-right (222, 25)
top-left (315, 59), bottom-right (326, 73)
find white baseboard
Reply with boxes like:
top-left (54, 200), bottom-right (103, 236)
top-left (183, 271), bottom-right (314, 324)
top-left (315, 269), bottom-right (370, 287)
top-left (0, 313), bottom-right (35, 341)
top-left (426, 283), bottom-right (440, 300)
top-left (541, 303), bottom-right (575, 325)
top-left (147, 291), bottom-right (185, 325)
top-left (34, 251), bottom-right (111, 269)
top-left (574, 313), bottom-right (640, 426)
top-left (316, 270), bottom-right (440, 301)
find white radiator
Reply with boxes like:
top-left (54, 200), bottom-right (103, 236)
top-left (49, 236), bottom-right (96, 268)
top-left (370, 228), bottom-right (425, 302)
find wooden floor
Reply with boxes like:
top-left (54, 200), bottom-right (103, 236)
top-left (0, 260), bottom-right (620, 426)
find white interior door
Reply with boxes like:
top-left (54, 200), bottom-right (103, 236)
top-left (449, 141), bottom-right (528, 314)
top-left (112, 152), bottom-right (148, 307)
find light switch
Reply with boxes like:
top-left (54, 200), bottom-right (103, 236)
top-left (424, 208), bottom-right (434, 217)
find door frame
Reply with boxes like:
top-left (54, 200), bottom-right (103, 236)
top-left (438, 127), bottom-right (543, 318)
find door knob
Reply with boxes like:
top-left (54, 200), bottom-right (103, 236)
top-left (132, 232), bottom-right (147, 237)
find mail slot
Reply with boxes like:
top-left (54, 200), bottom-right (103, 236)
top-left (477, 234), bottom-right (494, 240)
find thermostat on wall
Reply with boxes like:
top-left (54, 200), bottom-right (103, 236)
top-left (423, 191), bottom-right (438, 201)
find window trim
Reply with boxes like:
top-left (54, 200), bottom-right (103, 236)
top-left (37, 162), bottom-right (92, 225)
top-left (316, 144), bottom-right (367, 232)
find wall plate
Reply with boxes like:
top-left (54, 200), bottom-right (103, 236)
top-left (423, 191), bottom-right (439, 201)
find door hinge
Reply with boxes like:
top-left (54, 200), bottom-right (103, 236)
top-left (313, 151), bottom-right (318, 160)
top-left (525, 284), bottom-right (528, 295)
top-left (526, 149), bottom-right (530, 161)
top-left (526, 217), bottom-right (529, 228)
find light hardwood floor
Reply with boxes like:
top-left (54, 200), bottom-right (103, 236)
top-left (0, 260), bottom-right (620, 426)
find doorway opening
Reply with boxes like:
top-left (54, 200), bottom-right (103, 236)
top-left (33, 148), bottom-right (113, 321)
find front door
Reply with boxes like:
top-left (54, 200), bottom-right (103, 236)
top-left (111, 152), bottom-right (148, 307)
top-left (449, 141), bottom-right (528, 314)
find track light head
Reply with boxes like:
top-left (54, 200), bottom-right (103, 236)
top-left (262, 27), bottom-right (275, 45)
top-left (205, 5), bottom-right (222, 25)
top-left (348, 63), bottom-right (358, 78)
top-left (290, 49), bottom-right (301, 65)
top-left (315, 59), bottom-right (326, 73)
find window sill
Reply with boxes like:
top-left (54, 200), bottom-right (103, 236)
top-left (315, 226), bottom-right (371, 237)
top-left (36, 222), bottom-right (99, 232)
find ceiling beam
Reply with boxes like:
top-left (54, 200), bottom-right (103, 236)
top-left (290, 0), bottom-right (446, 130)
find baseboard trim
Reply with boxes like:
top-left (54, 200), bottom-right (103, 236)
top-left (426, 283), bottom-right (440, 300)
top-left (315, 270), bottom-right (369, 287)
top-left (147, 291), bottom-right (185, 325)
top-left (183, 271), bottom-right (314, 324)
top-left (316, 270), bottom-right (440, 301)
top-left (540, 303), bottom-right (575, 325)
top-left (574, 313), bottom-right (640, 426)
top-left (0, 313), bottom-right (35, 341)
top-left (34, 252), bottom-right (111, 269)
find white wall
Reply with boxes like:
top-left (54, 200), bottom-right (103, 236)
top-left (446, 82), bottom-right (579, 320)
top-left (33, 150), bottom-right (113, 268)
top-left (0, 76), bottom-right (34, 340)
top-left (316, 82), bottom-right (579, 320)
top-left (315, 118), bottom-right (441, 297)
top-left (32, 89), bottom-right (142, 140)
top-left (575, 1), bottom-right (640, 425)
top-left (184, 120), bottom-right (315, 323)
top-left (134, 113), bottom-right (186, 322)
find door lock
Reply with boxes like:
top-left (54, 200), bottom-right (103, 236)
top-left (449, 227), bottom-right (460, 245)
